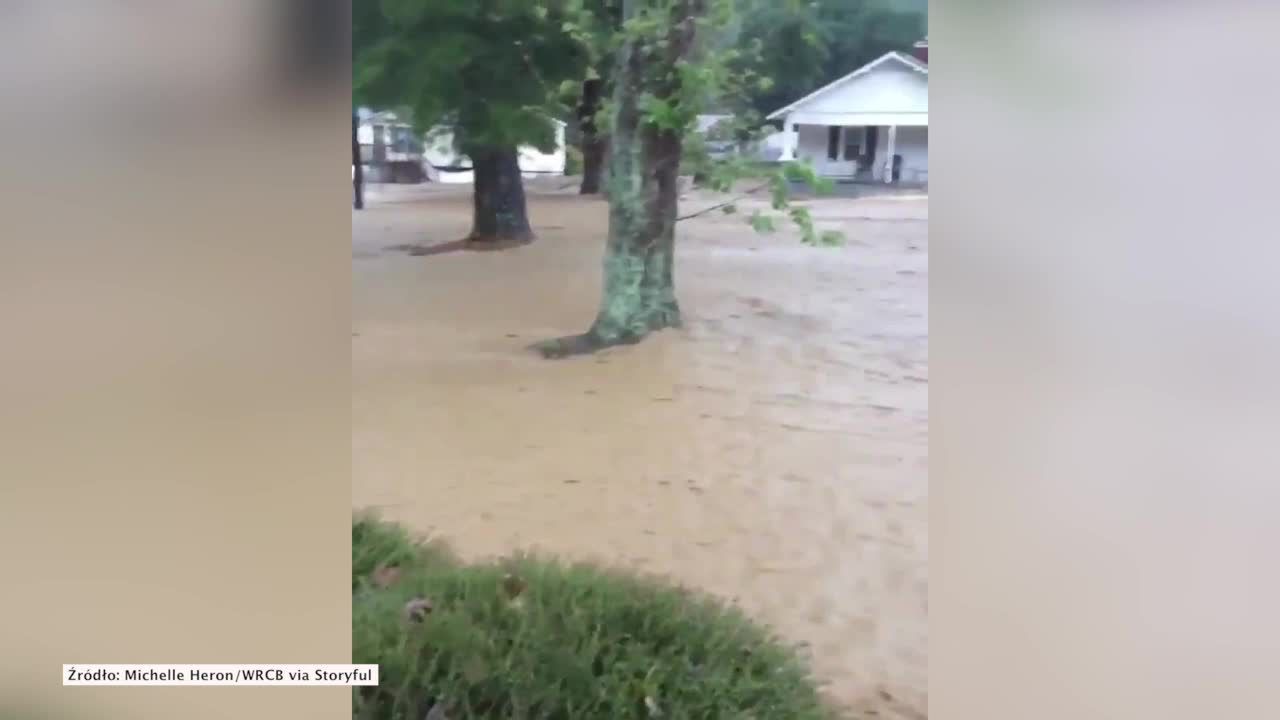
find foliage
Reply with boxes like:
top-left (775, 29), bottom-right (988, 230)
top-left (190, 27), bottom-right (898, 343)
top-left (682, 135), bottom-right (845, 246)
top-left (353, 0), bottom-right (585, 155)
top-left (352, 511), bottom-right (456, 592)
top-left (616, 0), bottom-right (927, 247)
top-left (545, 0), bottom-right (624, 131)
top-left (599, 0), bottom-right (846, 246)
top-left (732, 0), bottom-right (926, 119)
top-left (564, 144), bottom-right (584, 175)
top-left (352, 514), bottom-right (836, 719)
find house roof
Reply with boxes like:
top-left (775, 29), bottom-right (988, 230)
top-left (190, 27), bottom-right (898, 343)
top-left (766, 51), bottom-right (928, 120)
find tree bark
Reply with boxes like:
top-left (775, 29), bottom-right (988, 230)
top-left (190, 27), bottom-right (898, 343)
top-left (580, 136), bottom-right (608, 195)
top-left (578, 78), bottom-right (607, 195)
top-left (467, 145), bottom-right (534, 246)
top-left (535, 0), bottom-right (703, 358)
top-left (352, 112), bottom-right (364, 210)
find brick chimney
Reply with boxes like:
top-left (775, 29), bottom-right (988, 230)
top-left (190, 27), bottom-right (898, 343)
top-left (912, 37), bottom-right (928, 65)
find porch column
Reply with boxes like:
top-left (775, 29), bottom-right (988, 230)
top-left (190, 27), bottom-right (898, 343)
top-left (884, 125), bottom-right (898, 184)
top-left (779, 113), bottom-right (797, 162)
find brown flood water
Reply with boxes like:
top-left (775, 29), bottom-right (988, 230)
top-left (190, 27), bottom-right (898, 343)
top-left (353, 181), bottom-right (928, 717)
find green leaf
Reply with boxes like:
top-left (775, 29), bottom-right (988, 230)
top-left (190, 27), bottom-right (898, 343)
top-left (819, 230), bottom-right (845, 246)
top-left (748, 211), bottom-right (777, 233)
top-left (721, 204), bottom-right (737, 215)
top-left (788, 206), bottom-right (819, 245)
top-left (769, 176), bottom-right (789, 210)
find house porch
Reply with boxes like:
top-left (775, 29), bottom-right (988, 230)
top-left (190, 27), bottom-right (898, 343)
top-left (778, 114), bottom-right (928, 186)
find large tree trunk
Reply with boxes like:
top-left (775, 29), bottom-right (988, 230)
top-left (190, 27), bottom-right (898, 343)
top-left (535, 0), bottom-right (703, 358)
top-left (578, 78), bottom-right (607, 195)
top-left (352, 112), bottom-right (364, 210)
top-left (580, 136), bottom-right (608, 195)
top-left (467, 145), bottom-right (534, 246)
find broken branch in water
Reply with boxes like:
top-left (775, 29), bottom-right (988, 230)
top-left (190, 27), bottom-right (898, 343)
top-left (675, 182), bottom-right (770, 222)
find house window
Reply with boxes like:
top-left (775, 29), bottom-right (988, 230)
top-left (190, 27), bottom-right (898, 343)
top-left (843, 133), bottom-right (861, 162)
top-left (827, 126), bottom-right (840, 160)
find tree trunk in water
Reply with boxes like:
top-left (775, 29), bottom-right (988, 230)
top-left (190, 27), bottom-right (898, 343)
top-left (535, 0), bottom-right (702, 358)
top-left (352, 112), bottom-right (364, 210)
top-left (580, 136), bottom-right (607, 195)
top-left (578, 78), bottom-right (607, 195)
top-left (468, 145), bottom-right (533, 246)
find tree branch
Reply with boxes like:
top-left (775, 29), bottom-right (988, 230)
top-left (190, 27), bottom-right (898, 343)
top-left (675, 181), bottom-right (769, 222)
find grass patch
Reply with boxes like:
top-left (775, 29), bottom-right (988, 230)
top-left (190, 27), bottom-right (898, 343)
top-left (353, 514), bottom-right (836, 719)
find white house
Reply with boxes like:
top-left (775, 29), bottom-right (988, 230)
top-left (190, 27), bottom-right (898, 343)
top-left (354, 109), bottom-right (567, 184)
top-left (768, 48), bottom-right (928, 185)
top-left (423, 120), bottom-right (567, 185)
top-left (356, 109), bottom-right (428, 183)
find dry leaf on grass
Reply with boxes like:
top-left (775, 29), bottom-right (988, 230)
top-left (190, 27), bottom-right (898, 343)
top-left (403, 597), bottom-right (434, 623)
top-left (372, 566), bottom-right (402, 588)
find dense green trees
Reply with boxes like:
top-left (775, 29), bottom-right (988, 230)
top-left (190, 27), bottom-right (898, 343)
top-left (560, 0), bottom-right (925, 196)
top-left (353, 0), bottom-right (586, 244)
top-left (735, 0), bottom-right (925, 119)
top-left (562, 1), bottom-right (623, 195)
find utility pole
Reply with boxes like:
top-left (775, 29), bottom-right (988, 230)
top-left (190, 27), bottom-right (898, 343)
top-left (352, 111), bottom-right (364, 210)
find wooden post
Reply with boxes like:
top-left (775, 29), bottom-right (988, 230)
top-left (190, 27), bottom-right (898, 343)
top-left (884, 125), bottom-right (898, 184)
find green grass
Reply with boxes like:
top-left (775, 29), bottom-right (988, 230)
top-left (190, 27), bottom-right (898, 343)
top-left (352, 514), bottom-right (836, 719)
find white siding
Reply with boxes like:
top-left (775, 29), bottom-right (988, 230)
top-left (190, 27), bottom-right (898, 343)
top-left (879, 126), bottom-right (927, 184)
top-left (423, 128), bottom-right (465, 168)
top-left (517, 121), bottom-right (566, 174)
top-left (794, 125), bottom-right (828, 165)
top-left (793, 125), bottom-right (927, 184)
top-left (778, 54), bottom-right (928, 184)
top-left (423, 124), bottom-right (566, 176)
top-left (794, 125), bottom-right (859, 177)
top-left (789, 61), bottom-right (927, 127)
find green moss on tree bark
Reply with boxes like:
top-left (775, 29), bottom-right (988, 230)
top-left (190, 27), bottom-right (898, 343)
top-left (535, 0), bottom-right (703, 358)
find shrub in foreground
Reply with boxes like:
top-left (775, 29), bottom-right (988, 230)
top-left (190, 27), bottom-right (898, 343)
top-left (352, 514), bottom-right (835, 719)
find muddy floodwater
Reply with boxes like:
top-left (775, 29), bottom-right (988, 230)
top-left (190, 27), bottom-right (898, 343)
top-left (353, 181), bottom-right (928, 717)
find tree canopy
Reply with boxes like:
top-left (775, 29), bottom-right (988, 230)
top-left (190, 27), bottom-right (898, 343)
top-left (353, 0), bottom-right (586, 154)
top-left (734, 0), bottom-right (926, 119)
